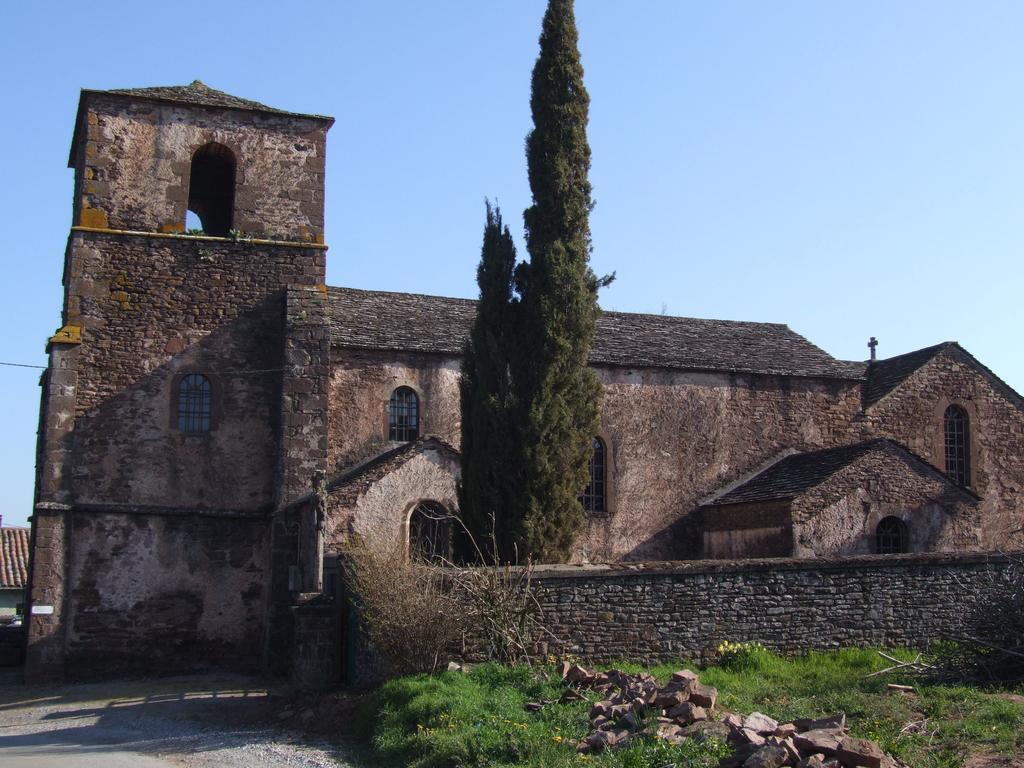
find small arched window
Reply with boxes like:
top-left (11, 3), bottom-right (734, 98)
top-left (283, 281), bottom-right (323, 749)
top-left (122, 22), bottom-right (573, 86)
top-left (409, 502), bottom-right (451, 564)
top-left (944, 405), bottom-right (970, 486)
top-left (875, 516), bottom-right (909, 554)
top-left (389, 387), bottom-right (419, 441)
top-left (177, 374), bottom-right (211, 432)
top-left (187, 143), bottom-right (236, 237)
top-left (581, 437), bottom-right (607, 515)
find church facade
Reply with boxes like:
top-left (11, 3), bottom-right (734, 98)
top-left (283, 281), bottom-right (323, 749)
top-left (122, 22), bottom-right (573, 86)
top-left (25, 83), bottom-right (1024, 681)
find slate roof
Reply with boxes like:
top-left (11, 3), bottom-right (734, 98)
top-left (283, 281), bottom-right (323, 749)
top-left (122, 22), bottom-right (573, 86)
top-left (707, 438), bottom-right (978, 506)
top-left (328, 287), bottom-right (861, 380)
top-left (328, 436), bottom-right (459, 507)
top-left (0, 527), bottom-right (30, 590)
top-left (98, 80), bottom-right (332, 120)
top-left (862, 342), bottom-right (952, 407)
top-left (862, 342), bottom-right (1024, 413)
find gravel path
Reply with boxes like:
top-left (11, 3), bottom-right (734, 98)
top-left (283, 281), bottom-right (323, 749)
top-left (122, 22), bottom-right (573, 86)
top-left (0, 672), bottom-right (360, 767)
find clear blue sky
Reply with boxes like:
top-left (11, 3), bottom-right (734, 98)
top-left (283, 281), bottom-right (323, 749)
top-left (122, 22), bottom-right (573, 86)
top-left (2, 2), bottom-right (1022, 527)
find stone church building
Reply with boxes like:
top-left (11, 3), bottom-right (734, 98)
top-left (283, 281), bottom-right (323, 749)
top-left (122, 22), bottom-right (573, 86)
top-left (25, 83), bottom-right (1024, 681)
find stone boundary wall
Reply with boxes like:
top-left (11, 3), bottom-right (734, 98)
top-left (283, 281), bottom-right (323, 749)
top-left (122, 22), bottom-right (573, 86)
top-left (528, 552), bottom-right (1014, 664)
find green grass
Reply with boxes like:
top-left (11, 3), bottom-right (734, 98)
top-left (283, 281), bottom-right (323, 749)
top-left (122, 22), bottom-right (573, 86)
top-left (355, 649), bottom-right (1024, 768)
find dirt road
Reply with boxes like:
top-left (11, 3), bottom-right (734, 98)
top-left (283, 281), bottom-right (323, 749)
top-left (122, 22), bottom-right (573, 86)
top-left (0, 672), bottom-right (360, 767)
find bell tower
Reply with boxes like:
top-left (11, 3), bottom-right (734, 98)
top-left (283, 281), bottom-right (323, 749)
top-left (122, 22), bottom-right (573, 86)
top-left (27, 81), bottom-right (334, 681)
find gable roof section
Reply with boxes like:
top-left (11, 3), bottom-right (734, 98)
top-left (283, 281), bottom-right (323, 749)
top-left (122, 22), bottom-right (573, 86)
top-left (707, 438), bottom-right (979, 506)
top-left (862, 342), bottom-right (952, 407)
top-left (863, 342), bottom-right (1024, 413)
top-left (328, 436), bottom-right (460, 507)
top-left (98, 80), bottom-right (332, 119)
top-left (0, 527), bottom-right (29, 590)
top-left (328, 286), bottom-right (861, 380)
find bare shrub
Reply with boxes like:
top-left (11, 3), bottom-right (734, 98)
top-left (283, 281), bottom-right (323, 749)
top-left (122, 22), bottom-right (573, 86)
top-left (342, 514), bottom-right (553, 678)
top-left (453, 558), bottom-right (551, 666)
top-left (342, 539), bottom-right (466, 678)
top-left (936, 553), bottom-right (1024, 685)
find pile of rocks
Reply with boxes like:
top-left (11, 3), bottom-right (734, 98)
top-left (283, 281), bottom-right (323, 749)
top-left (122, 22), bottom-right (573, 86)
top-left (549, 663), bottom-right (905, 768)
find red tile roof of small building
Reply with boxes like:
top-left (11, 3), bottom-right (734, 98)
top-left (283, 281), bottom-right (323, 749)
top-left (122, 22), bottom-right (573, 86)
top-left (0, 527), bottom-right (30, 589)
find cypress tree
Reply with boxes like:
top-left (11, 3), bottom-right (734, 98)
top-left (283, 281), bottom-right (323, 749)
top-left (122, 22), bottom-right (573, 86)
top-left (458, 203), bottom-right (519, 562)
top-left (513, 0), bottom-right (610, 562)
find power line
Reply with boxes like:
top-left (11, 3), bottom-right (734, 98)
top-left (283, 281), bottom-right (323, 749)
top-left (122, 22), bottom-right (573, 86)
top-left (0, 361), bottom-right (46, 370)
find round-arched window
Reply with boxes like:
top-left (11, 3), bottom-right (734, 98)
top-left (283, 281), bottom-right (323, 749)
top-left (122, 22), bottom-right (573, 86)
top-left (875, 516), bottom-right (908, 555)
top-left (389, 387), bottom-right (419, 442)
top-left (943, 405), bottom-right (970, 486)
top-left (409, 502), bottom-right (451, 564)
top-left (581, 436), bottom-right (607, 515)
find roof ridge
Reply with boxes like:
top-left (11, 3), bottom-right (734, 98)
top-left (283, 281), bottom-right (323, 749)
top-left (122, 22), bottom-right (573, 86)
top-left (708, 437), bottom-right (980, 507)
top-left (328, 284), bottom-right (822, 332)
top-left (328, 435), bottom-right (458, 491)
top-left (90, 81), bottom-right (333, 121)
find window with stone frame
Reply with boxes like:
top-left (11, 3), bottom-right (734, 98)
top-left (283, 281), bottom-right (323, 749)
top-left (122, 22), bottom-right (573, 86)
top-left (389, 386), bottom-right (419, 442)
top-left (875, 516), bottom-right (909, 554)
top-left (943, 405), bottom-right (970, 486)
top-left (581, 436), bottom-right (607, 515)
top-left (408, 502), bottom-right (452, 564)
top-left (177, 373), bottom-right (212, 432)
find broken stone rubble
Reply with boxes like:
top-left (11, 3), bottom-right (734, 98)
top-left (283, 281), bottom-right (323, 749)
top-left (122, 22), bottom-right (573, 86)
top-left (523, 663), bottom-right (908, 767)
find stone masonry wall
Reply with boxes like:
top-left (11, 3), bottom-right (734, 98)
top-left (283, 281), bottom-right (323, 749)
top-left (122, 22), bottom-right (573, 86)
top-left (74, 93), bottom-right (330, 240)
top-left (792, 448), bottom-right (980, 557)
top-left (65, 231), bottom-right (324, 511)
top-left (325, 446), bottom-right (461, 553)
top-left (581, 369), bottom-right (862, 561)
top-left (64, 511), bottom-right (269, 677)
top-left (858, 347), bottom-right (1024, 550)
top-left (530, 553), bottom-right (1011, 664)
top-left (327, 349), bottom-right (462, 477)
top-left (325, 352), bottom-right (865, 563)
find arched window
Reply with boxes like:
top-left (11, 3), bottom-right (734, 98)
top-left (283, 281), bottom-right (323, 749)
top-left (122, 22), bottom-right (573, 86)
top-left (409, 502), bottom-right (451, 564)
top-left (389, 387), bottom-right (419, 441)
top-left (187, 143), bottom-right (236, 237)
top-left (944, 405), bottom-right (970, 486)
top-left (581, 437), bottom-right (607, 515)
top-left (177, 374), bottom-right (211, 432)
top-left (875, 516), bottom-right (908, 554)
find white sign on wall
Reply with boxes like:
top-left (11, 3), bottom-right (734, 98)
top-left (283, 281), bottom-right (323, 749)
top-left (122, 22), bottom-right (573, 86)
top-left (30, 605), bottom-right (54, 615)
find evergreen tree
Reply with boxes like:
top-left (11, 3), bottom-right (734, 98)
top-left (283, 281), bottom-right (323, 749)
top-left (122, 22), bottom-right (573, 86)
top-left (513, 0), bottom-right (610, 562)
top-left (458, 203), bottom-right (519, 562)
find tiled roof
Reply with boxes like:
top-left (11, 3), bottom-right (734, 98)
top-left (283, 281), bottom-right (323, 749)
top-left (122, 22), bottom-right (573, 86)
top-left (327, 287), bottom-right (861, 380)
top-left (707, 438), bottom-right (978, 506)
top-left (328, 436), bottom-right (459, 507)
top-left (0, 527), bottom-right (30, 590)
top-left (862, 342), bottom-right (952, 407)
top-left (96, 80), bottom-right (331, 120)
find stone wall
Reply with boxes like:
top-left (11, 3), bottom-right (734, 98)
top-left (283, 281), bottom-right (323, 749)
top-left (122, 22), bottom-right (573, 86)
top-left (858, 346), bottom-right (1024, 550)
top-left (63, 510), bottom-right (269, 677)
top-left (324, 355), bottom-right (866, 563)
top-left (64, 231), bottom-right (324, 512)
top-left (529, 553), bottom-right (1012, 664)
top-left (327, 349), bottom-right (462, 477)
top-left (792, 447), bottom-right (980, 557)
top-left (583, 369), bottom-right (862, 561)
top-left (325, 443), bottom-right (461, 553)
top-left (73, 92), bottom-right (330, 240)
